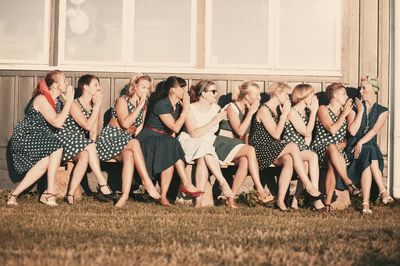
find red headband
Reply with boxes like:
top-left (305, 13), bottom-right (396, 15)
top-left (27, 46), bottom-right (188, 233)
top-left (38, 80), bottom-right (56, 111)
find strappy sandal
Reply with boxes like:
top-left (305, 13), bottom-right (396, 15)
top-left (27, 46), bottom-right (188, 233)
top-left (379, 190), bottom-right (395, 205)
top-left (346, 183), bottom-right (362, 197)
top-left (6, 193), bottom-right (18, 206)
top-left (39, 192), bottom-right (58, 207)
top-left (64, 194), bottom-right (75, 205)
top-left (362, 202), bottom-right (372, 214)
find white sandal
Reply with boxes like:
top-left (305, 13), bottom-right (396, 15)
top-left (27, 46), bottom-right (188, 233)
top-left (379, 190), bottom-right (394, 205)
top-left (6, 193), bottom-right (18, 206)
top-left (362, 202), bottom-right (372, 214)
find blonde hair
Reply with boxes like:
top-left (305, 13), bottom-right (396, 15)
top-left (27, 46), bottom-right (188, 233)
top-left (232, 81), bottom-right (260, 101)
top-left (266, 82), bottom-right (291, 97)
top-left (126, 73), bottom-right (153, 97)
top-left (291, 84), bottom-right (314, 104)
top-left (361, 75), bottom-right (380, 93)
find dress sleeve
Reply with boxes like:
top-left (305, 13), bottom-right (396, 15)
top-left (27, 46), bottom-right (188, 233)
top-left (153, 99), bottom-right (171, 116)
top-left (377, 104), bottom-right (388, 115)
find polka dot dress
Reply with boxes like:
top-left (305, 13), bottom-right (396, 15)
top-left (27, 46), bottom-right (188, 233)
top-left (311, 107), bottom-right (349, 166)
top-left (56, 99), bottom-right (93, 161)
top-left (283, 108), bottom-right (310, 151)
top-left (97, 96), bottom-right (142, 161)
top-left (9, 99), bottom-right (62, 174)
top-left (249, 105), bottom-right (288, 170)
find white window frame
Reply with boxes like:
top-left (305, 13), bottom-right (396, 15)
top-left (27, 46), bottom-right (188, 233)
top-left (0, 0), bottom-right (51, 66)
top-left (58, 0), bottom-right (129, 67)
top-left (128, 0), bottom-right (197, 68)
top-left (205, 0), bottom-right (342, 76)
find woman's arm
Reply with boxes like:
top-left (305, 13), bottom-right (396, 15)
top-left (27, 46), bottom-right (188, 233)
top-left (70, 101), bottom-right (100, 131)
top-left (288, 108), bottom-right (317, 138)
top-left (258, 107), bottom-right (286, 140)
top-left (35, 86), bottom-right (74, 128)
top-left (159, 94), bottom-right (190, 134)
top-left (347, 98), bottom-right (364, 136)
top-left (317, 101), bottom-right (351, 136)
top-left (185, 106), bottom-right (225, 138)
top-left (228, 101), bottom-right (258, 138)
top-left (115, 96), bottom-right (145, 130)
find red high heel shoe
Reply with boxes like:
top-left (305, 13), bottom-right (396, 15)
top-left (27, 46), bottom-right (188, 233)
top-left (179, 184), bottom-right (203, 198)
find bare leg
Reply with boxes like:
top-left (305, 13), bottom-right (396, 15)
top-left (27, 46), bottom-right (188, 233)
top-left (203, 155), bottom-right (233, 198)
top-left (40, 148), bottom-right (64, 205)
top-left (66, 151), bottom-right (89, 203)
top-left (85, 143), bottom-right (111, 194)
top-left (277, 143), bottom-right (320, 196)
top-left (8, 156), bottom-right (50, 202)
top-left (325, 161), bottom-right (336, 205)
top-left (228, 156), bottom-right (247, 208)
top-left (370, 160), bottom-right (388, 195)
top-left (361, 166), bottom-right (372, 212)
top-left (302, 151), bottom-right (324, 209)
top-left (326, 144), bottom-right (353, 185)
top-left (160, 166), bottom-right (174, 206)
top-left (126, 139), bottom-right (160, 199)
top-left (194, 157), bottom-right (209, 207)
top-left (273, 154), bottom-right (293, 211)
top-left (115, 150), bottom-right (134, 208)
top-left (175, 159), bottom-right (202, 193)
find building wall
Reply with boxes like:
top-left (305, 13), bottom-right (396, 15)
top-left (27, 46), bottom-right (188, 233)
top-left (0, 0), bottom-right (391, 188)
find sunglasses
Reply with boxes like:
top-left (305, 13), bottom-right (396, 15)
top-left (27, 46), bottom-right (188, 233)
top-left (205, 89), bottom-right (217, 94)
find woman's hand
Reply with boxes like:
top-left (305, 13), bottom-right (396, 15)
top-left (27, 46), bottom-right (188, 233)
top-left (309, 96), bottom-right (319, 113)
top-left (352, 142), bottom-right (363, 159)
top-left (355, 98), bottom-right (364, 113)
top-left (212, 108), bottom-right (227, 124)
top-left (281, 99), bottom-right (291, 117)
top-left (138, 91), bottom-right (147, 109)
top-left (343, 98), bottom-right (353, 116)
top-left (61, 85), bottom-right (74, 104)
top-left (249, 100), bottom-right (260, 115)
top-left (182, 93), bottom-right (190, 110)
top-left (92, 91), bottom-right (102, 107)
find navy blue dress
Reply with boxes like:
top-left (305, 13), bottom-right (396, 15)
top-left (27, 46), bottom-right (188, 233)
top-left (136, 97), bottom-right (186, 180)
top-left (345, 102), bottom-right (388, 201)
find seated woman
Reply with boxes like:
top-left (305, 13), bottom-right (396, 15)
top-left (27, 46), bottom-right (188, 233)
top-left (282, 84), bottom-right (324, 210)
top-left (217, 81), bottom-right (273, 207)
top-left (250, 82), bottom-right (324, 211)
top-left (311, 83), bottom-right (364, 211)
top-left (136, 76), bottom-right (203, 206)
top-left (7, 70), bottom-right (73, 206)
top-left (96, 74), bottom-right (161, 208)
top-left (177, 80), bottom-right (234, 207)
top-left (345, 77), bottom-right (394, 214)
top-left (56, 74), bottom-right (118, 204)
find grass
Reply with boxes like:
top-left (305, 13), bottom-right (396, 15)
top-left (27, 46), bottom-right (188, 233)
top-left (0, 190), bottom-right (400, 266)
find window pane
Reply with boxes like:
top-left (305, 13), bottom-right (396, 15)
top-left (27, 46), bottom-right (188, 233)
top-left (278, 0), bottom-right (340, 69)
top-left (210, 0), bottom-right (269, 66)
top-left (133, 0), bottom-right (192, 64)
top-left (0, 0), bottom-right (47, 62)
top-left (62, 0), bottom-right (124, 63)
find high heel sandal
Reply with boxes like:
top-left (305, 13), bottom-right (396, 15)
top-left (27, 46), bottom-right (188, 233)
top-left (64, 194), bottom-right (75, 205)
top-left (346, 183), bottom-right (362, 197)
top-left (39, 192), bottom-right (58, 207)
top-left (304, 191), bottom-right (325, 201)
top-left (379, 190), bottom-right (394, 205)
top-left (179, 184), bottom-right (203, 198)
top-left (6, 193), bottom-right (18, 206)
top-left (96, 184), bottom-right (118, 202)
top-left (362, 202), bottom-right (372, 214)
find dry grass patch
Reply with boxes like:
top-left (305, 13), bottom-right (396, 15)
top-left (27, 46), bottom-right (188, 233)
top-left (0, 190), bottom-right (399, 266)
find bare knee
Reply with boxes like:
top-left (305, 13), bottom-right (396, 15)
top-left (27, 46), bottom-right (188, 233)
top-left (281, 154), bottom-right (293, 167)
top-left (326, 144), bottom-right (337, 156)
top-left (77, 150), bottom-right (89, 163)
top-left (122, 149), bottom-right (134, 162)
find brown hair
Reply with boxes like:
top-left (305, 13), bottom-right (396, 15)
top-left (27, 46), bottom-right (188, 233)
top-left (291, 84), bottom-right (314, 104)
top-left (32, 70), bottom-right (63, 97)
top-left (265, 82), bottom-right (291, 97)
top-left (125, 73), bottom-right (153, 97)
top-left (189, 80), bottom-right (216, 103)
top-left (232, 81), bottom-right (260, 101)
top-left (325, 83), bottom-right (345, 101)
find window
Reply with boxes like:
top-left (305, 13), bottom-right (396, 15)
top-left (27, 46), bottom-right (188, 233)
top-left (206, 0), bottom-right (341, 74)
top-left (0, 0), bottom-right (50, 64)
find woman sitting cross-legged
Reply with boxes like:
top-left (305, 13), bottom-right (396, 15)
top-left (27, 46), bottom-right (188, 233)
top-left (311, 83), bottom-right (364, 211)
top-left (177, 80), bottom-right (235, 207)
top-left (7, 70), bottom-right (73, 206)
top-left (136, 76), bottom-right (203, 206)
top-left (282, 84), bottom-right (324, 211)
top-left (217, 81), bottom-right (274, 208)
top-left (250, 82), bottom-right (324, 211)
top-left (345, 77), bottom-right (394, 214)
top-left (96, 74), bottom-right (161, 208)
top-left (56, 74), bottom-right (119, 205)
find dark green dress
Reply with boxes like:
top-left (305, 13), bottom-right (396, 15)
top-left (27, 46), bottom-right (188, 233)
top-left (345, 102), bottom-right (388, 201)
top-left (136, 97), bottom-right (185, 180)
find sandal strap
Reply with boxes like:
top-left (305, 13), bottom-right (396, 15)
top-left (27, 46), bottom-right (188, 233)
top-left (42, 192), bottom-right (57, 199)
top-left (379, 189), bottom-right (388, 196)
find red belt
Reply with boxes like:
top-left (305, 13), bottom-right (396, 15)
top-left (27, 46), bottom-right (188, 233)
top-left (145, 125), bottom-right (169, 135)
